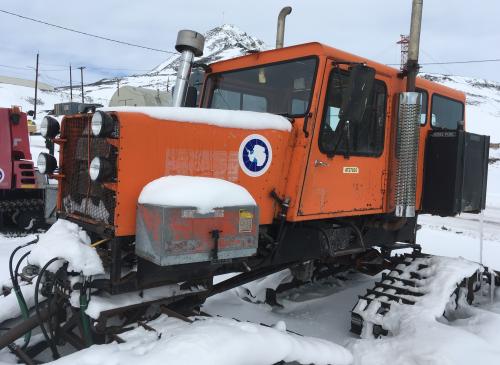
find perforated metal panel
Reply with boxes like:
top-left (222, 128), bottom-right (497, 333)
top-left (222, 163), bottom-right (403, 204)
top-left (60, 115), bottom-right (118, 227)
top-left (395, 92), bottom-right (421, 217)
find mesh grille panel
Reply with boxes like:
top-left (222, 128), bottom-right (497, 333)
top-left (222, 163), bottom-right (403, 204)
top-left (60, 115), bottom-right (117, 227)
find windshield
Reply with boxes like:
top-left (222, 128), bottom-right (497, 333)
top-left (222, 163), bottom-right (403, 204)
top-left (202, 57), bottom-right (317, 117)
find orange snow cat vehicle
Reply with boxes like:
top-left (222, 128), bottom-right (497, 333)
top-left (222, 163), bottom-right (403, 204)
top-left (38, 27), bottom-right (488, 298)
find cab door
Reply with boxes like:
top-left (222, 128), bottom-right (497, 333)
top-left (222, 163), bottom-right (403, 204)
top-left (299, 63), bottom-right (389, 216)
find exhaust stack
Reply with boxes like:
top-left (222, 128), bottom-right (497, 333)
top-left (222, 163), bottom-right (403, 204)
top-left (406, 0), bottom-right (423, 91)
top-left (172, 30), bottom-right (205, 107)
top-left (394, 0), bottom-right (423, 218)
top-left (276, 6), bottom-right (292, 49)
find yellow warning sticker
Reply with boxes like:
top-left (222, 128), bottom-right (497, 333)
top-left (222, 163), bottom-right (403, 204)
top-left (239, 209), bottom-right (253, 232)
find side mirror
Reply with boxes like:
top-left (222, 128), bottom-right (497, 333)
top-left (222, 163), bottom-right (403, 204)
top-left (339, 64), bottom-right (375, 124)
top-left (184, 86), bottom-right (198, 107)
top-left (27, 110), bottom-right (35, 117)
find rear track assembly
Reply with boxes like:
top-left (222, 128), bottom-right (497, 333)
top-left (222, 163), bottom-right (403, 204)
top-left (350, 252), bottom-right (494, 337)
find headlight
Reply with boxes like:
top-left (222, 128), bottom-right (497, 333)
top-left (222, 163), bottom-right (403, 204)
top-left (40, 116), bottom-right (60, 138)
top-left (37, 153), bottom-right (57, 174)
top-left (89, 157), bottom-right (113, 182)
top-left (91, 111), bottom-right (115, 137)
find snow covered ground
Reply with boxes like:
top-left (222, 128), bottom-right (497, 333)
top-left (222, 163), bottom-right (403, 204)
top-left (0, 163), bottom-right (499, 364)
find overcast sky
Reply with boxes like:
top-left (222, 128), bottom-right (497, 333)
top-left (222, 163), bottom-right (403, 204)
top-left (1, 0), bottom-right (499, 86)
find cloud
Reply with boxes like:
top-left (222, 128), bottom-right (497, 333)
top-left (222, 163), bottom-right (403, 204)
top-left (0, 0), bottom-right (498, 84)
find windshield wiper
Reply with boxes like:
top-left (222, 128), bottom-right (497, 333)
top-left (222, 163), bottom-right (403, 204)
top-left (276, 112), bottom-right (295, 123)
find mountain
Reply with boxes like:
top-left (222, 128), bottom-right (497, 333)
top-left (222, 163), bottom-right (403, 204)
top-left (150, 24), bottom-right (266, 74)
top-left (79, 24), bottom-right (268, 105)
top-left (0, 24), bottom-right (498, 143)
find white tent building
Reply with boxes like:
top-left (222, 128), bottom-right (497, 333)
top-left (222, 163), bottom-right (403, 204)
top-left (108, 86), bottom-right (172, 107)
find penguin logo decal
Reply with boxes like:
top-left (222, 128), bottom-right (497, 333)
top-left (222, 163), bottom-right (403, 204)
top-left (239, 134), bottom-right (272, 177)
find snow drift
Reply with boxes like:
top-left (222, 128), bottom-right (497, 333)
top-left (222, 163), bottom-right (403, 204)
top-left (28, 219), bottom-right (104, 276)
top-left (48, 316), bottom-right (353, 365)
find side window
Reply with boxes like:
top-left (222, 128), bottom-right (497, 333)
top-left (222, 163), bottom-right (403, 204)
top-left (431, 94), bottom-right (464, 130)
top-left (243, 94), bottom-right (267, 112)
top-left (212, 89), bottom-right (240, 110)
top-left (319, 70), bottom-right (387, 156)
top-left (417, 88), bottom-right (428, 125)
top-left (212, 89), bottom-right (268, 113)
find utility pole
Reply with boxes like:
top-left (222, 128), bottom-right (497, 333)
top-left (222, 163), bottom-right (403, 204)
top-left (69, 64), bottom-right (73, 101)
top-left (116, 78), bottom-right (120, 96)
top-left (34, 53), bottom-right (39, 120)
top-left (78, 66), bottom-right (85, 103)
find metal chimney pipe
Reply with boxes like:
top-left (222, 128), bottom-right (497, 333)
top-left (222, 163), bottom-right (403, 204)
top-left (406, 0), bottom-right (423, 91)
top-left (394, 0), bottom-right (424, 218)
top-left (172, 30), bottom-right (205, 107)
top-left (276, 6), bottom-right (292, 49)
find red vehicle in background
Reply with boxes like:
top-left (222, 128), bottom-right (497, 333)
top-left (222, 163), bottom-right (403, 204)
top-left (0, 106), bottom-right (45, 229)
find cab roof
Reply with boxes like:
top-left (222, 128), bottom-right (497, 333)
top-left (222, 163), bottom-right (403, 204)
top-left (208, 42), bottom-right (465, 102)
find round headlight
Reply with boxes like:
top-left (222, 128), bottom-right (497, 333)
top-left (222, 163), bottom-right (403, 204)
top-left (40, 116), bottom-right (60, 138)
top-left (37, 153), bottom-right (57, 174)
top-left (89, 157), bottom-right (113, 182)
top-left (91, 111), bottom-right (115, 137)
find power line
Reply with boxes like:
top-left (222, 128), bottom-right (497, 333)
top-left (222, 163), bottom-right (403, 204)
top-left (1, 62), bottom-right (152, 73)
top-left (0, 63), bottom-right (31, 70)
top-left (387, 58), bottom-right (500, 66)
top-left (0, 9), bottom-right (177, 54)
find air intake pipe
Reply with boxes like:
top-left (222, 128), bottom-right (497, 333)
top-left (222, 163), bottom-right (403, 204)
top-left (394, 0), bottom-right (423, 218)
top-left (276, 6), bottom-right (292, 49)
top-left (172, 30), bottom-right (205, 107)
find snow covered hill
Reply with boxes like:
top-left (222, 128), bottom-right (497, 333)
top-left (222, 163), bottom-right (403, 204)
top-left (1, 24), bottom-right (498, 143)
top-left (422, 73), bottom-right (500, 142)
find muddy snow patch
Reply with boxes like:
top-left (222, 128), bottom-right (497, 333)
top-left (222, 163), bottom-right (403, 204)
top-left (28, 219), bottom-right (104, 276)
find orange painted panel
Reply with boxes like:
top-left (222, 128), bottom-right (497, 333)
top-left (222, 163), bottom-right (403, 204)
top-left (114, 113), bottom-right (292, 236)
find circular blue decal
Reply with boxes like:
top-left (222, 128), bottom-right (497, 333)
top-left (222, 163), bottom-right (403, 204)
top-left (0, 168), bottom-right (4, 183)
top-left (239, 134), bottom-right (272, 177)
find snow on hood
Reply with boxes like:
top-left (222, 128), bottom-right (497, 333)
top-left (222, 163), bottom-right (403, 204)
top-left (138, 175), bottom-right (256, 214)
top-left (99, 106), bottom-right (292, 131)
top-left (48, 316), bottom-right (353, 365)
top-left (28, 219), bottom-right (104, 276)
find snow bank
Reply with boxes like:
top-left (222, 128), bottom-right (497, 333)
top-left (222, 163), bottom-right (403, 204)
top-left (138, 175), bottom-right (256, 214)
top-left (49, 316), bottom-right (353, 365)
top-left (0, 283), bottom-right (36, 323)
top-left (99, 106), bottom-right (292, 131)
top-left (28, 219), bottom-right (104, 276)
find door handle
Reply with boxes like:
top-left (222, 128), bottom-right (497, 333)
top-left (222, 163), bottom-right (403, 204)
top-left (314, 159), bottom-right (329, 167)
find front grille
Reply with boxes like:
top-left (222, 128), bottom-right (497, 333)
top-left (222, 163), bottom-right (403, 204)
top-left (60, 115), bottom-right (118, 227)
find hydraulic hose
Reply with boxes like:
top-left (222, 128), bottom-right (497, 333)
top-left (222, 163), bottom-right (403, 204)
top-left (79, 281), bottom-right (93, 347)
top-left (8, 237), bottom-right (38, 348)
top-left (34, 257), bottom-right (61, 360)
